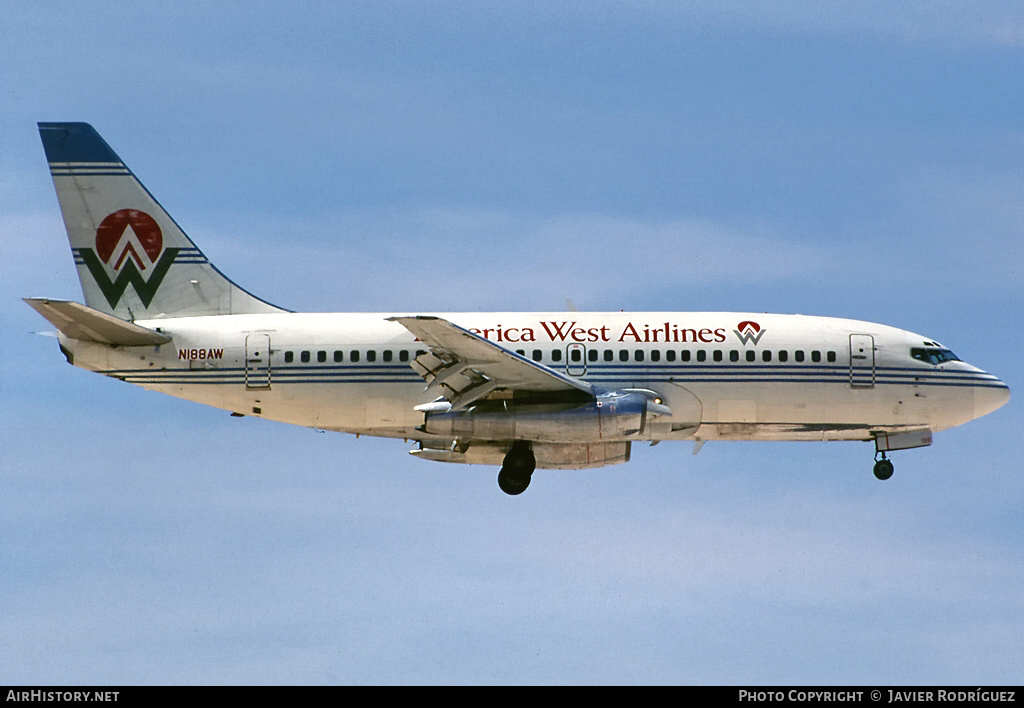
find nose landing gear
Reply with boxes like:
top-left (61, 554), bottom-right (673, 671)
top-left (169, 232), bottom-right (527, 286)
top-left (498, 440), bottom-right (536, 495)
top-left (871, 429), bottom-right (932, 481)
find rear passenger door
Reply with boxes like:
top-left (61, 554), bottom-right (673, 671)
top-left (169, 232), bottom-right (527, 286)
top-left (245, 333), bottom-right (272, 389)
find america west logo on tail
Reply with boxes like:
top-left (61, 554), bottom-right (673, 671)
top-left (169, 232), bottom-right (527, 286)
top-left (75, 209), bottom-right (178, 308)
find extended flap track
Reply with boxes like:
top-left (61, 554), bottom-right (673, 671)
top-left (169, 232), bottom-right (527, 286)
top-left (411, 350), bottom-right (500, 409)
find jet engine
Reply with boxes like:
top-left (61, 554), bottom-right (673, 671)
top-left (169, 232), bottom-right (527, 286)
top-left (419, 391), bottom-right (671, 443)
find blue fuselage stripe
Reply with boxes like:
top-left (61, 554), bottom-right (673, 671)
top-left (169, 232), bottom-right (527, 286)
top-left (101, 364), bottom-right (1007, 390)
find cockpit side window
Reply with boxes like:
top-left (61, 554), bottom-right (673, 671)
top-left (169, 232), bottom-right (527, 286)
top-left (911, 347), bottom-right (960, 365)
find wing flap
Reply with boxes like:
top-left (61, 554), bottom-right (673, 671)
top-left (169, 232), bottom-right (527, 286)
top-left (387, 315), bottom-right (594, 408)
top-left (24, 298), bottom-right (171, 346)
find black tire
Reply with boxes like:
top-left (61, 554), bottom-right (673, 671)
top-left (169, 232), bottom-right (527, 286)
top-left (498, 469), bottom-right (531, 495)
top-left (498, 441), bottom-right (536, 495)
top-left (873, 459), bottom-right (894, 481)
top-left (506, 441), bottom-right (536, 472)
top-left (506, 452), bottom-right (535, 477)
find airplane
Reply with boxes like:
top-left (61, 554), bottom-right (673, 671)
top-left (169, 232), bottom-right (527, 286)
top-left (26, 122), bottom-right (1011, 494)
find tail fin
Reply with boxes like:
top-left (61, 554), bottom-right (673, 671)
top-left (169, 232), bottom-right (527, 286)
top-left (38, 122), bottom-right (285, 319)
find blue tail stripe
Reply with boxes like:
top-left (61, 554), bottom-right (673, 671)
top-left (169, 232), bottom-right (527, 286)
top-left (38, 122), bottom-right (122, 164)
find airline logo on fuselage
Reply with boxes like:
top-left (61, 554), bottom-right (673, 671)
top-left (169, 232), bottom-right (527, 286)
top-left (78, 209), bottom-right (178, 308)
top-left (465, 320), bottom-right (770, 346)
top-left (734, 321), bottom-right (766, 345)
top-left (465, 321), bottom-right (728, 344)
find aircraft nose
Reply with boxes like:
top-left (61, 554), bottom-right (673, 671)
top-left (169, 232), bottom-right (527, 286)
top-left (975, 381), bottom-right (1011, 420)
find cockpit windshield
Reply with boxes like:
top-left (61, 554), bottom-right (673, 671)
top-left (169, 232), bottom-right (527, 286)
top-left (910, 347), bottom-right (960, 365)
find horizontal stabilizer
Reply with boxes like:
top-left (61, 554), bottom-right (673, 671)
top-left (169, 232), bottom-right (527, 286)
top-left (24, 298), bottom-right (171, 346)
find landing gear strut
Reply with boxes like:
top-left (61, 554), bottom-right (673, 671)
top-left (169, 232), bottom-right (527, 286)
top-left (873, 452), bottom-right (894, 481)
top-left (498, 440), bottom-right (536, 495)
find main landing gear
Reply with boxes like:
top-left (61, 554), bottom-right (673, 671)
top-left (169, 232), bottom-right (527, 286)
top-left (873, 452), bottom-right (894, 481)
top-left (498, 440), bottom-right (536, 495)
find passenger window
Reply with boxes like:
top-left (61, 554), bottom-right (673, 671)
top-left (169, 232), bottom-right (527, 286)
top-left (367, 350), bottom-right (377, 363)
top-left (746, 350), bottom-right (755, 362)
top-left (713, 350), bottom-right (723, 362)
top-left (532, 350), bottom-right (542, 362)
top-left (681, 350), bottom-right (691, 362)
top-left (416, 350), bottom-right (426, 357)
top-left (399, 350), bottom-right (409, 362)
top-left (778, 350), bottom-right (788, 363)
top-left (588, 349), bottom-right (598, 362)
top-left (317, 350), bottom-right (327, 363)
top-left (604, 349), bottom-right (613, 362)
top-left (516, 349), bottom-right (525, 356)
top-left (827, 351), bottom-right (836, 363)
top-left (571, 349), bottom-right (582, 362)
top-left (762, 350), bottom-right (772, 362)
top-left (552, 350), bottom-right (562, 362)
top-left (300, 351), bottom-right (310, 363)
top-left (285, 351), bottom-right (294, 363)
top-left (383, 350), bottom-right (393, 362)
top-left (730, 350), bottom-right (739, 362)
top-left (795, 350), bottom-right (805, 362)
top-left (666, 350), bottom-right (676, 362)
top-left (696, 350), bottom-right (707, 362)
top-left (334, 350), bottom-right (343, 363)
top-left (811, 351), bottom-right (821, 363)
top-left (635, 350), bottom-right (645, 362)
top-left (350, 350), bottom-right (360, 363)
top-left (619, 350), bottom-right (629, 362)
top-left (651, 350), bottom-right (660, 362)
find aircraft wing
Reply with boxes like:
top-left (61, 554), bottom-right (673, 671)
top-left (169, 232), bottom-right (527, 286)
top-left (386, 315), bottom-right (596, 410)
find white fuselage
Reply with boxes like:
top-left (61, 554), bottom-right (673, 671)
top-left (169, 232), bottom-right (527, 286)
top-left (61, 311), bottom-right (1009, 447)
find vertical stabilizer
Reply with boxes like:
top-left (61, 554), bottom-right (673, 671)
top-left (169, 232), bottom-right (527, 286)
top-left (38, 122), bottom-right (284, 319)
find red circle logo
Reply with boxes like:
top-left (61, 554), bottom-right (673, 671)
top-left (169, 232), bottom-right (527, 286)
top-left (95, 209), bottom-right (163, 268)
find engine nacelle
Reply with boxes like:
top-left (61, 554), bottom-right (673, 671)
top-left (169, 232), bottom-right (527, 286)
top-left (421, 391), bottom-right (668, 443)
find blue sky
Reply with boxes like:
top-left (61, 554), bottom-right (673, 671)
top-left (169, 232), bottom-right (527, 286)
top-left (2, 2), bottom-right (1022, 684)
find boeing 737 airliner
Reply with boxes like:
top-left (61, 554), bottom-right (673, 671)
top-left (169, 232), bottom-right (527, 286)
top-left (26, 123), bottom-right (1010, 494)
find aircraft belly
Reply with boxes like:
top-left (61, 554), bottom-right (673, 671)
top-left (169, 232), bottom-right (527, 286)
top-left (300, 382), bottom-right (424, 431)
top-left (365, 389), bottom-right (423, 429)
top-left (149, 382), bottom-right (228, 410)
top-left (682, 380), bottom-right (929, 441)
top-left (904, 381), bottom-right (973, 432)
top-left (685, 381), bottom-right (825, 427)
